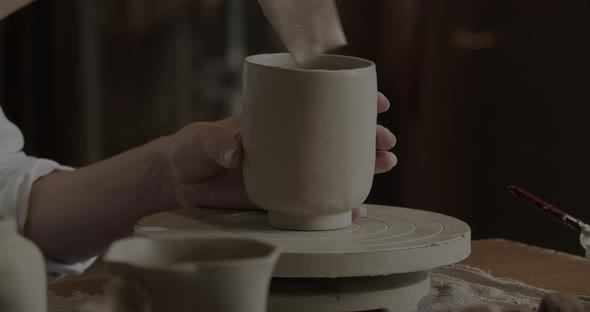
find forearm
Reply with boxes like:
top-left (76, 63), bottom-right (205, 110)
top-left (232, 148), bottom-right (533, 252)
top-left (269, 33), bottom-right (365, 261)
top-left (26, 136), bottom-right (175, 264)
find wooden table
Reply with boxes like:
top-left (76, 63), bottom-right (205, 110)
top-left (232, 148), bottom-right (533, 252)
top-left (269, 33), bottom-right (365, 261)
top-left (49, 238), bottom-right (590, 297)
top-left (460, 238), bottom-right (590, 296)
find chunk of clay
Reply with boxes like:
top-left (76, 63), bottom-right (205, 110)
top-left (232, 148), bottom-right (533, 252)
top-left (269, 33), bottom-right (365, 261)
top-left (435, 292), bottom-right (587, 312)
top-left (538, 293), bottom-right (586, 312)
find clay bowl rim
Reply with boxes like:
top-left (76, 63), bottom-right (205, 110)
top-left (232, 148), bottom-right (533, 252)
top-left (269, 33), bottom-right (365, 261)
top-left (0, 216), bottom-right (16, 226)
top-left (104, 236), bottom-right (280, 272)
top-left (244, 53), bottom-right (375, 78)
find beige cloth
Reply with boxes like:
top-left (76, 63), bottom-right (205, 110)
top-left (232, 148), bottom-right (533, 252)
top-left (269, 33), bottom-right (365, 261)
top-left (421, 265), bottom-right (590, 312)
top-left (257, 0), bottom-right (347, 65)
top-left (48, 264), bottom-right (590, 312)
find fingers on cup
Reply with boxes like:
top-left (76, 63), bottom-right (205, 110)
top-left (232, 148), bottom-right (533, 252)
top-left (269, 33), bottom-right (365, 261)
top-left (375, 151), bottom-right (397, 174)
top-left (219, 141), bottom-right (243, 168)
top-left (376, 125), bottom-right (396, 151)
top-left (377, 92), bottom-right (390, 113)
top-left (173, 177), bottom-right (256, 210)
top-left (203, 125), bottom-right (243, 169)
top-left (351, 206), bottom-right (368, 220)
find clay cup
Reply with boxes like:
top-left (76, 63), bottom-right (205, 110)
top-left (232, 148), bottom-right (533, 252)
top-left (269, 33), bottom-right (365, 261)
top-left (103, 235), bottom-right (279, 312)
top-left (243, 53), bottom-right (377, 231)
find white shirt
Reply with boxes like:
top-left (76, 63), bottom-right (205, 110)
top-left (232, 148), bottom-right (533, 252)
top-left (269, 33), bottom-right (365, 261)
top-left (0, 106), bottom-right (94, 280)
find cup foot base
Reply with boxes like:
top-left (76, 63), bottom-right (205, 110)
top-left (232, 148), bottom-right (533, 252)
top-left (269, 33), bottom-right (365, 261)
top-left (269, 211), bottom-right (352, 231)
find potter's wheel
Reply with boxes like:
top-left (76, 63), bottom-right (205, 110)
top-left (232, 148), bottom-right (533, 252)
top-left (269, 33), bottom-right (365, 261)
top-left (137, 205), bottom-right (470, 312)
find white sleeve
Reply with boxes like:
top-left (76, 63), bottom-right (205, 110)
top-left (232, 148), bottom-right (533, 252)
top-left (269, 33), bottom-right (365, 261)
top-left (0, 106), bottom-right (96, 280)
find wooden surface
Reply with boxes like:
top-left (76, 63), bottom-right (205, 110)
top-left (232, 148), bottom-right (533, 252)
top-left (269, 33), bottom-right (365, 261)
top-left (49, 238), bottom-right (590, 297)
top-left (460, 238), bottom-right (590, 296)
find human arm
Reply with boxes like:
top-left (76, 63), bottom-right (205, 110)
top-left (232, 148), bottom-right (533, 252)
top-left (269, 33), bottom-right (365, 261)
top-left (24, 92), bottom-right (397, 265)
top-left (26, 136), bottom-right (174, 264)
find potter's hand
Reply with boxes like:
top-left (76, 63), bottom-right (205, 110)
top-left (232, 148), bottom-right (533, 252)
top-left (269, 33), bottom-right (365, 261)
top-left (351, 92), bottom-right (397, 219)
top-left (170, 92), bottom-right (397, 217)
top-left (375, 92), bottom-right (397, 173)
top-left (26, 95), bottom-right (395, 264)
top-left (168, 115), bottom-right (252, 210)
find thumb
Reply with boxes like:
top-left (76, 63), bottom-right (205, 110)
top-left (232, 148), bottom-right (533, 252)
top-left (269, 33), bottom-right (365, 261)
top-left (202, 125), bottom-right (243, 169)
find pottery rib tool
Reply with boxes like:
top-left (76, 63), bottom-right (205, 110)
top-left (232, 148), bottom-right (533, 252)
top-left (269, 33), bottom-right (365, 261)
top-left (508, 185), bottom-right (590, 234)
top-left (257, 0), bottom-right (347, 65)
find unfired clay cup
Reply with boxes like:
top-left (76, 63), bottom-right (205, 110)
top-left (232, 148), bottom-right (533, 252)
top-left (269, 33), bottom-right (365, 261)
top-left (0, 217), bottom-right (46, 312)
top-left (103, 235), bottom-right (279, 312)
top-left (243, 53), bottom-right (377, 231)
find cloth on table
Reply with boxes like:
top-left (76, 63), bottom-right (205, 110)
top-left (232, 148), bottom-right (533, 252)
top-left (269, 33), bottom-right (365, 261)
top-left (420, 265), bottom-right (590, 312)
top-left (47, 264), bottom-right (590, 311)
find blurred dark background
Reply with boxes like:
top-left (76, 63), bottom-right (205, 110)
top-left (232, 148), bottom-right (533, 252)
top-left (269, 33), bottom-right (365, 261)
top-left (1, 0), bottom-right (590, 255)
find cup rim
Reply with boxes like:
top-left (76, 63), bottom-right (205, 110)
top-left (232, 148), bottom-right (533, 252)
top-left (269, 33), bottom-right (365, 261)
top-left (104, 235), bottom-right (279, 272)
top-left (244, 53), bottom-right (375, 77)
top-left (0, 216), bottom-right (16, 230)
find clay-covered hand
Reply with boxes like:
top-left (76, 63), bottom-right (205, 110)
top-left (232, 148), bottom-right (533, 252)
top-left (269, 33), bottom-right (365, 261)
top-left (168, 92), bottom-right (397, 216)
